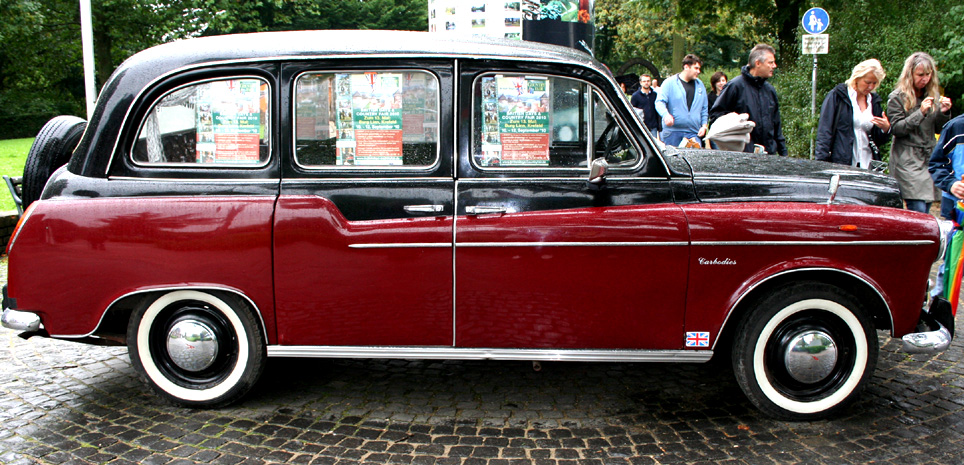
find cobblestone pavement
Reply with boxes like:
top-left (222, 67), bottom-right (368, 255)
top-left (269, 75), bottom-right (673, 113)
top-left (3, 255), bottom-right (964, 464)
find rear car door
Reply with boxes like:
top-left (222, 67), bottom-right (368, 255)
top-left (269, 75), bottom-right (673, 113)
top-left (454, 61), bottom-right (690, 349)
top-left (273, 61), bottom-right (455, 347)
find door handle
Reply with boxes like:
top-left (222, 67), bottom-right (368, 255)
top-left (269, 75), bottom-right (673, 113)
top-left (403, 204), bottom-right (445, 214)
top-left (465, 205), bottom-right (507, 215)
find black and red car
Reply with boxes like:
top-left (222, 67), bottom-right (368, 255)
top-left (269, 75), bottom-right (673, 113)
top-left (1, 30), bottom-right (953, 420)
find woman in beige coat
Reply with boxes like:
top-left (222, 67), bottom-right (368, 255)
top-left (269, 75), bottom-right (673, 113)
top-left (888, 52), bottom-right (952, 213)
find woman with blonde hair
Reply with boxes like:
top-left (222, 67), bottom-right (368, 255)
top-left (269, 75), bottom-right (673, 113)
top-left (888, 52), bottom-right (952, 213)
top-left (815, 59), bottom-right (891, 168)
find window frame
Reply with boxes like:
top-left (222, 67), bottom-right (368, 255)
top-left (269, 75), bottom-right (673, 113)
top-left (129, 75), bottom-right (273, 169)
top-left (290, 68), bottom-right (443, 172)
top-left (469, 71), bottom-right (645, 174)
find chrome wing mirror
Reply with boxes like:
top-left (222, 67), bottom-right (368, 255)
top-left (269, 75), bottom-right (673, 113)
top-left (827, 174), bottom-right (840, 205)
top-left (589, 157), bottom-right (609, 185)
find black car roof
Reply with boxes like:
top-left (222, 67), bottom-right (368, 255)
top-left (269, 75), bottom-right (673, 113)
top-left (120, 30), bottom-right (598, 72)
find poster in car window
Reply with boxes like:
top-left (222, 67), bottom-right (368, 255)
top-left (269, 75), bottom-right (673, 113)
top-left (333, 72), bottom-right (404, 166)
top-left (401, 72), bottom-right (437, 143)
top-left (195, 79), bottom-right (262, 164)
top-left (479, 76), bottom-right (550, 166)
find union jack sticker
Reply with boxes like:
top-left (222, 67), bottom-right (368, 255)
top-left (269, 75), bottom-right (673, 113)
top-left (685, 331), bottom-right (710, 347)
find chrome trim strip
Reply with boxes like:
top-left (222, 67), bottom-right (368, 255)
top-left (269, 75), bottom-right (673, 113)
top-left (713, 267), bottom-right (894, 350)
top-left (459, 241), bottom-right (688, 247)
top-left (452, 62), bottom-right (460, 346)
top-left (267, 346), bottom-right (713, 362)
top-left (50, 286), bottom-right (270, 343)
top-left (350, 243), bottom-right (452, 249)
top-left (694, 240), bottom-right (933, 246)
top-left (281, 177), bottom-right (453, 183)
top-left (107, 176), bottom-right (280, 184)
top-left (349, 241), bottom-right (688, 249)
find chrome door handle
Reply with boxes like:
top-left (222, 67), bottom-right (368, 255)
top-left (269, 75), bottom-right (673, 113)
top-left (403, 204), bottom-right (444, 213)
top-left (466, 205), bottom-right (507, 215)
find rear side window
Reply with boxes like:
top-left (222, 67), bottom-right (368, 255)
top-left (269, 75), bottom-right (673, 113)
top-left (294, 70), bottom-right (439, 168)
top-left (472, 73), bottom-right (638, 170)
top-left (132, 78), bottom-right (270, 166)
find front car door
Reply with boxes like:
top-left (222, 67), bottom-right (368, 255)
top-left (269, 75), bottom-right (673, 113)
top-left (454, 61), bottom-right (690, 350)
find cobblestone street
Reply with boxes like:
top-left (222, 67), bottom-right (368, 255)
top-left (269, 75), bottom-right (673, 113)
top-left (3, 255), bottom-right (964, 464)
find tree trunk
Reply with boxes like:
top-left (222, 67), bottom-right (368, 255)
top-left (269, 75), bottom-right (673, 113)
top-left (93, 12), bottom-right (112, 93)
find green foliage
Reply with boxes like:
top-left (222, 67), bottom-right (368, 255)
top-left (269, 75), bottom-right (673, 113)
top-left (0, 138), bottom-right (32, 212)
top-left (773, 0), bottom-right (959, 159)
top-left (935, 5), bottom-right (964, 102)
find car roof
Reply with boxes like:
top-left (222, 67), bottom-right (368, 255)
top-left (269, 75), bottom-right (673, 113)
top-left (119, 30), bottom-right (598, 73)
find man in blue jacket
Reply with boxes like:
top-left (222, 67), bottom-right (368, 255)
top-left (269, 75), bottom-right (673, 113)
top-left (655, 54), bottom-right (708, 146)
top-left (929, 114), bottom-right (964, 220)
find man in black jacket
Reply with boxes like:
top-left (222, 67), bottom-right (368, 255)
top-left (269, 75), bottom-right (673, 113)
top-left (709, 44), bottom-right (787, 156)
top-left (630, 74), bottom-right (660, 138)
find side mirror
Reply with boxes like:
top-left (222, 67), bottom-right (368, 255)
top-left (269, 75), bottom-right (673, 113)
top-left (589, 157), bottom-right (608, 185)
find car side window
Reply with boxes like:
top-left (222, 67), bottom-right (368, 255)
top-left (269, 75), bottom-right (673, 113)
top-left (472, 73), bottom-right (638, 170)
top-left (294, 70), bottom-right (439, 168)
top-left (132, 78), bottom-right (270, 166)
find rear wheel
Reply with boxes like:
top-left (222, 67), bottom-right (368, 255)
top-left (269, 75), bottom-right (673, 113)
top-left (127, 290), bottom-right (265, 407)
top-left (732, 282), bottom-right (877, 420)
top-left (22, 115), bottom-right (87, 208)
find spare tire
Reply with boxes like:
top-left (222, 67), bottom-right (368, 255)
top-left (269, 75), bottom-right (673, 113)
top-left (22, 115), bottom-right (87, 209)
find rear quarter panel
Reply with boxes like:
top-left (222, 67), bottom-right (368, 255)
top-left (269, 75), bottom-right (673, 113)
top-left (7, 197), bottom-right (276, 339)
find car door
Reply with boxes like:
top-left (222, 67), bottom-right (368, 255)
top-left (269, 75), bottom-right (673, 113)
top-left (454, 62), bottom-right (690, 350)
top-left (273, 61), bottom-right (456, 347)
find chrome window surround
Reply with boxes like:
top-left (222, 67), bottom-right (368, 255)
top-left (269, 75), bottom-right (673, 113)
top-left (291, 69), bottom-right (442, 172)
top-left (129, 76), bottom-right (272, 169)
top-left (469, 72), bottom-right (645, 173)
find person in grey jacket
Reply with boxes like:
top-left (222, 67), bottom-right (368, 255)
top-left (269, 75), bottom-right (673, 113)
top-left (815, 59), bottom-right (891, 168)
top-left (888, 52), bottom-right (952, 213)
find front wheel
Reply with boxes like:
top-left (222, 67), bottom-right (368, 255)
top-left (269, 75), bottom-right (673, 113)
top-left (127, 290), bottom-right (265, 407)
top-left (732, 282), bottom-right (877, 420)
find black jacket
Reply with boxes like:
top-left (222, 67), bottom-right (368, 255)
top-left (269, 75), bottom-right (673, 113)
top-left (630, 89), bottom-right (660, 131)
top-left (815, 83), bottom-right (890, 166)
top-left (709, 65), bottom-right (787, 156)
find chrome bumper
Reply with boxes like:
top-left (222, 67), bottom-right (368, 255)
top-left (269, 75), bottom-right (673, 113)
top-left (1, 308), bottom-right (42, 332)
top-left (901, 297), bottom-right (955, 354)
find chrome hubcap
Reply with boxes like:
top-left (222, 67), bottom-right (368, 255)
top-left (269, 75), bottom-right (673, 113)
top-left (166, 319), bottom-right (219, 372)
top-left (784, 330), bottom-right (837, 384)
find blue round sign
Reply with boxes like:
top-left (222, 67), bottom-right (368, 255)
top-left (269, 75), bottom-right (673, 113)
top-left (802, 8), bottom-right (829, 34)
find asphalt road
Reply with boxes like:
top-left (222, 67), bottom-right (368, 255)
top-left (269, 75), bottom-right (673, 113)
top-left (2, 255), bottom-right (964, 464)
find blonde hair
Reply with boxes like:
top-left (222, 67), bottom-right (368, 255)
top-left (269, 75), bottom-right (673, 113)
top-left (846, 59), bottom-right (886, 89)
top-left (895, 52), bottom-right (940, 112)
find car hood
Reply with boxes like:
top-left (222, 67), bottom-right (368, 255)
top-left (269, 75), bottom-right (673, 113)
top-left (667, 149), bottom-right (903, 208)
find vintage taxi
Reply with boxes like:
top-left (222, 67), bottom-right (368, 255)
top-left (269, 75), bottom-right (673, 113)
top-left (1, 30), bottom-right (954, 420)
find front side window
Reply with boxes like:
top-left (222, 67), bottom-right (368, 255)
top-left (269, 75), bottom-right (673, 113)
top-left (294, 70), bottom-right (439, 168)
top-left (473, 73), bottom-right (638, 169)
top-left (133, 78), bottom-right (270, 166)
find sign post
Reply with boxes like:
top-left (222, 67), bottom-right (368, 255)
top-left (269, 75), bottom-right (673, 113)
top-left (802, 7), bottom-right (829, 159)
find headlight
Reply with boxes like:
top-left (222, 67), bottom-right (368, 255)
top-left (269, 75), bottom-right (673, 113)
top-left (936, 219), bottom-right (954, 263)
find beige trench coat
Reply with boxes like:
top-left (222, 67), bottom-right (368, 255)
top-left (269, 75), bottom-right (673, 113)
top-left (887, 90), bottom-right (951, 202)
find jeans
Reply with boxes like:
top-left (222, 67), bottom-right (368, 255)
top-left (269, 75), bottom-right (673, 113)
top-left (661, 131), bottom-right (701, 147)
top-left (904, 199), bottom-right (931, 213)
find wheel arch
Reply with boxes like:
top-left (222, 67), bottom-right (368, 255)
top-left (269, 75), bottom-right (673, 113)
top-left (93, 286), bottom-right (270, 346)
top-left (714, 268), bottom-right (892, 353)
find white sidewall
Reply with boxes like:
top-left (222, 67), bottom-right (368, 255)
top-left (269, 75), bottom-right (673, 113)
top-left (752, 298), bottom-right (868, 415)
top-left (136, 290), bottom-right (250, 402)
